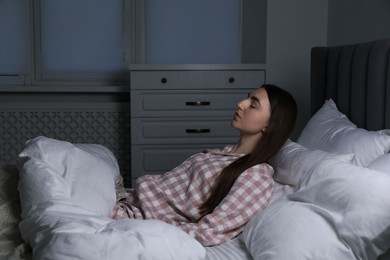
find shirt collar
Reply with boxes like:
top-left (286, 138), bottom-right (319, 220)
top-left (211, 145), bottom-right (245, 157)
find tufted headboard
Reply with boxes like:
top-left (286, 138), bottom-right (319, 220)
top-left (311, 38), bottom-right (390, 131)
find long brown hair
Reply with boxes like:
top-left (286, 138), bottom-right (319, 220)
top-left (198, 84), bottom-right (297, 218)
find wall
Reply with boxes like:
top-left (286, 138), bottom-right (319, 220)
top-left (267, 0), bottom-right (390, 138)
top-left (241, 0), bottom-right (267, 63)
top-left (266, 0), bottom-right (328, 138)
top-left (328, 0), bottom-right (390, 46)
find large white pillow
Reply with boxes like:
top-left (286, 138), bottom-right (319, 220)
top-left (289, 159), bottom-right (390, 259)
top-left (269, 140), bottom-right (354, 188)
top-left (245, 140), bottom-right (390, 259)
top-left (18, 136), bottom-right (120, 217)
top-left (243, 200), bottom-right (356, 260)
top-left (17, 137), bottom-right (207, 260)
top-left (367, 152), bottom-right (390, 260)
top-left (297, 99), bottom-right (390, 167)
top-left (368, 153), bottom-right (390, 175)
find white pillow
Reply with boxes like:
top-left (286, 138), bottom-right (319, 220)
top-left (245, 142), bottom-right (390, 259)
top-left (269, 140), bottom-right (354, 188)
top-left (18, 136), bottom-right (120, 217)
top-left (289, 159), bottom-right (390, 259)
top-left (297, 99), bottom-right (390, 167)
top-left (243, 200), bottom-right (356, 260)
top-left (368, 153), bottom-right (390, 175)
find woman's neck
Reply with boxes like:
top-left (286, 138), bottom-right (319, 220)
top-left (232, 134), bottom-right (262, 154)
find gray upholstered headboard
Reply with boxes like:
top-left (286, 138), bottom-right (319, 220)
top-left (311, 38), bottom-right (390, 131)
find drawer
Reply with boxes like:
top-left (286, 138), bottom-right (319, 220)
top-left (131, 90), bottom-right (248, 117)
top-left (131, 144), bottom-right (227, 179)
top-left (130, 70), bottom-right (265, 90)
top-left (131, 117), bottom-right (239, 144)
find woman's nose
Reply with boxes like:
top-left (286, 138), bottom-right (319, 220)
top-left (236, 101), bottom-right (244, 111)
top-left (237, 98), bottom-right (248, 110)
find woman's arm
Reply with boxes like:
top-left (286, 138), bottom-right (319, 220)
top-left (177, 164), bottom-right (274, 246)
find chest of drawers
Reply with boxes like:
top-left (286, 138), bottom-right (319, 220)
top-left (130, 64), bottom-right (266, 185)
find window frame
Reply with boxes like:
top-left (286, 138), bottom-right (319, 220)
top-left (0, 0), bottom-right (265, 90)
top-left (0, 0), bottom-right (32, 86)
top-left (0, 0), bottom-right (145, 89)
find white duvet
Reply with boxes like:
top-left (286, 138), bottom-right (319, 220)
top-left (17, 136), bottom-right (206, 260)
top-left (17, 136), bottom-right (390, 260)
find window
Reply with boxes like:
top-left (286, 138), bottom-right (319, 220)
top-left (0, 0), bottom-right (141, 87)
top-left (0, 0), bottom-right (30, 85)
top-left (37, 0), bottom-right (126, 82)
top-left (0, 0), bottom-right (267, 88)
top-left (144, 0), bottom-right (267, 64)
top-left (145, 0), bottom-right (241, 64)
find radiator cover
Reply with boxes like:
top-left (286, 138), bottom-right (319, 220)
top-left (0, 103), bottom-right (131, 186)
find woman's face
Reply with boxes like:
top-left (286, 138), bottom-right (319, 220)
top-left (231, 88), bottom-right (271, 137)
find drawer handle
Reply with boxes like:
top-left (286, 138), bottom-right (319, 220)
top-left (228, 77), bottom-right (235, 83)
top-left (186, 128), bottom-right (211, 134)
top-left (161, 77), bottom-right (168, 84)
top-left (185, 101), bottom-right (211, 106)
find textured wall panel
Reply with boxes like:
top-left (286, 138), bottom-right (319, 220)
top-left (0, 103), bottom-right (131, 186)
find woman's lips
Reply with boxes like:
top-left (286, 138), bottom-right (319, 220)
top-left (234, 111), bottom-right (241, 120)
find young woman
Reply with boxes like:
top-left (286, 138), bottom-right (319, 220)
top-left (111, 84), bottom-right (297, 247)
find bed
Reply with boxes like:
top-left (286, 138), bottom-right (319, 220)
top-left (1, 38), bottom-right (390, 260)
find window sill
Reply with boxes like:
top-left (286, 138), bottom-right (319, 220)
top-left (0, 85), bottom-right (129, 93)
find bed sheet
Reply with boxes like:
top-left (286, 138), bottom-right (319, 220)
top-left (2, 169), bottom-right (390, 260)
top-left (2, 162), bottom-right (251, 260)
top-left (6, 135), bottom-right (390, 260)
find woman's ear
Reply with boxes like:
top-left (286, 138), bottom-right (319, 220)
top-left (261, 126), bottom-right (268, 133)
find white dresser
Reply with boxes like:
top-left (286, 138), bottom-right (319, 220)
top-left (130, 64), bottom-right (266, 185)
